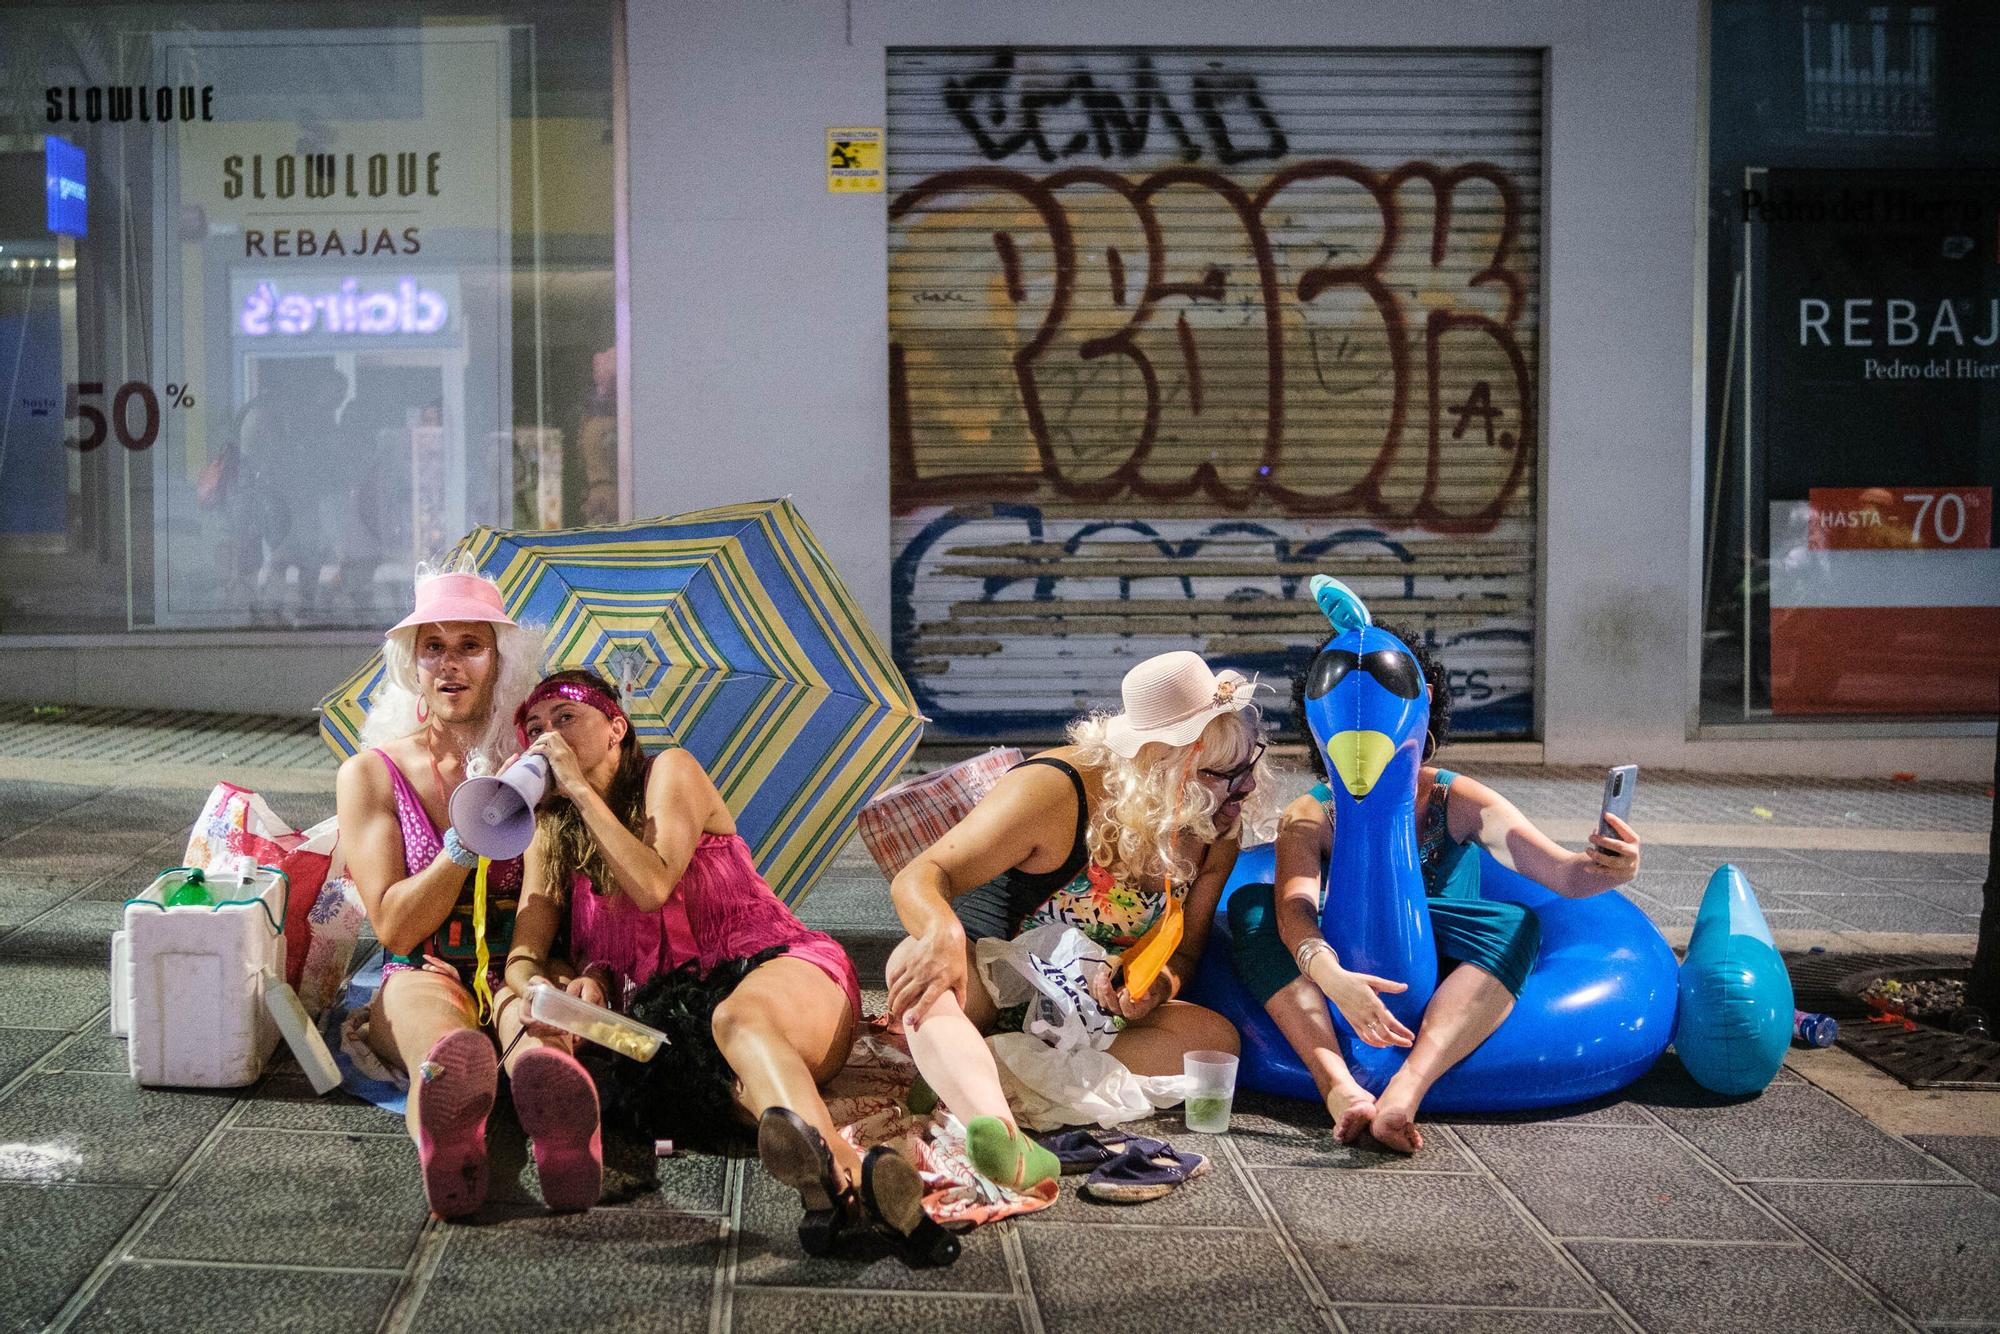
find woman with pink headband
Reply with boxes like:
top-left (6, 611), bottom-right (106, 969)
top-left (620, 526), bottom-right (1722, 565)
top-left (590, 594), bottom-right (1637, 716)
top-left (336, 561), bottom-right (605, 1220)
top-left (503, 669), bottom-right (959, 1268)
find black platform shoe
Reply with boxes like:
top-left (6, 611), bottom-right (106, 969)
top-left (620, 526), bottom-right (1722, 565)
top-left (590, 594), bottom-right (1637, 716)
top-left (859, 1145), bottom-right (961, 1269)
top-left (756, 1107), bottom-right (852, 1257)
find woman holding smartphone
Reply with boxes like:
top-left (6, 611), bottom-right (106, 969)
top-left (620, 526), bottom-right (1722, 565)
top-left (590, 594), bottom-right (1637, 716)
top-left (1227, 627), bottom-right (1643, 1152)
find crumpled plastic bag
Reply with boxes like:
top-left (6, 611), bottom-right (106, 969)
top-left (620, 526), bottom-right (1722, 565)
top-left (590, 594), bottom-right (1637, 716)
top-left (975, 922), bottom-right (1120, 1051)
top-left (987, 1032), bottom-right (1188, 1131)
top-left (974, 923), bottom-right (1189, 1130)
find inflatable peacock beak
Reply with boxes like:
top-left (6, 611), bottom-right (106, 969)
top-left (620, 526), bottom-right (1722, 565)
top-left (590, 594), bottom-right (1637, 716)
top-left (1327, 730), bottom-right (1397, 797)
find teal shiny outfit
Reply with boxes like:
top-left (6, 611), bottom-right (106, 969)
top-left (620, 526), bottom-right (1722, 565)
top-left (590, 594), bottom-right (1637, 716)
top-left (1229, 772), bottom-right (1541, 1003)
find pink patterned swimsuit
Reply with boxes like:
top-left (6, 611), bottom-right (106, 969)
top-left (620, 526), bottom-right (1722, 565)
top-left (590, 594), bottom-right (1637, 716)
top-left (372, 748), bottom-right (523, 985)
top-left (569, 831), bottom-right (860, 1018)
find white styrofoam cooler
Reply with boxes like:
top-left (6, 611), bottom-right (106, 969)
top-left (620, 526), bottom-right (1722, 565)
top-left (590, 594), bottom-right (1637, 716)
top-left (110, 867), bottom-right (290, 1088)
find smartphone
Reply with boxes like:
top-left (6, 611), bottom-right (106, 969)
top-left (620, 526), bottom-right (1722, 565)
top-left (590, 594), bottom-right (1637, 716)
top-left (1598, 765), bottom-right (1638, 838)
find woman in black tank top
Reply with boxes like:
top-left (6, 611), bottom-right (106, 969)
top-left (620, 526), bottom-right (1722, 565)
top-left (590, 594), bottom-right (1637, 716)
top-left (883, 652), bottom-right (1279, 1194)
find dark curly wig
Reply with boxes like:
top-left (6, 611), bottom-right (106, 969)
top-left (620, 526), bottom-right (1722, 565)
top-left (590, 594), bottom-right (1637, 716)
top-left (1291, 621), bottom-right (1452, 781)
top-left (585, 946), bottom-right (787, 1149)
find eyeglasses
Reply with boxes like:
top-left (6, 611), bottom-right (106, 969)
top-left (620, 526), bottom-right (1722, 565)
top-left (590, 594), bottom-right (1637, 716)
top-left (1198, 742), bottom-right (1266, 793)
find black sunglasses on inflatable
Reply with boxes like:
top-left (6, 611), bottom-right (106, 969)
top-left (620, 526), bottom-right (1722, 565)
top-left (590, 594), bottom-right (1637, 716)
top-left (1305, 647), bottom-right (1425, 701)
top-left (1198, 742), bottom-right (1267, 790)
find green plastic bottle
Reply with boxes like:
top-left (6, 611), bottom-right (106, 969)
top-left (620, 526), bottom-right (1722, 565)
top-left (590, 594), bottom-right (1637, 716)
top-left (163, 869), bottom-right (213, 907)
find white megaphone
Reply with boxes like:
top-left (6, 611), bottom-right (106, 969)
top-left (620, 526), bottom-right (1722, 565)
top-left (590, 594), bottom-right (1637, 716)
top-left (447, 753), bottom-right (550, 860)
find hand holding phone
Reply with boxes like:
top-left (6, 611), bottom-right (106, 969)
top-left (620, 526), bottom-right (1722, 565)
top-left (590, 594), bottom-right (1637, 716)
top-left (1598, 765), bottom-right (1638, 839)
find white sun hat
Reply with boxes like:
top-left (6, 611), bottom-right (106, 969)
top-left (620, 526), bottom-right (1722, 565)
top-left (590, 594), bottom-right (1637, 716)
top-left (1102, 650), bottom-right (1264, 758)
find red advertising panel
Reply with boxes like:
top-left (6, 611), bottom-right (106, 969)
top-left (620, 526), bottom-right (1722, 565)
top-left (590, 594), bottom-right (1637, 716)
top-left (1806, 487), bottom-right (1993, 550)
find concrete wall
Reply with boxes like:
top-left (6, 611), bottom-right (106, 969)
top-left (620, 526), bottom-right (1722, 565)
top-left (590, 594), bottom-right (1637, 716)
top-left (622, 0), bottom-right (1990, 777)
top-left (6, 1), bottom-right (1989, 779)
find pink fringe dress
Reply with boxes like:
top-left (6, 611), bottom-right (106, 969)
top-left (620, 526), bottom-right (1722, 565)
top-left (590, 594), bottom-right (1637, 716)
top-left (568, 831), bottom-right (861, 1017)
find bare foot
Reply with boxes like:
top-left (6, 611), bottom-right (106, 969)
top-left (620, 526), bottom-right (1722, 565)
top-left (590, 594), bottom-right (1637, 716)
top-left (1326, 1085), bottom-right (1377, 1144)
top-left (1369, 1102), bottom-right (1423, 1154)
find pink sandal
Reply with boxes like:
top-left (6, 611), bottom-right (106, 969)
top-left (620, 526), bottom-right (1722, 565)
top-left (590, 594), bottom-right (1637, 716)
top-left (415, 1028), bottom-right (498, 1219)
top-left (510, 1046), bottom-right (603, 1213)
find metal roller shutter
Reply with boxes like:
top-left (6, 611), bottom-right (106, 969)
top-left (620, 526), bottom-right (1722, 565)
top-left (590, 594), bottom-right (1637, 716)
top-left (887, 47), bottom-right (1542, 739)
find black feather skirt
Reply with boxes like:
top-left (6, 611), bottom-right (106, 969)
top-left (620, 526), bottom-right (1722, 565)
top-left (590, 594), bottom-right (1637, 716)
top-left (584, 945), bottom-right (788, 1148)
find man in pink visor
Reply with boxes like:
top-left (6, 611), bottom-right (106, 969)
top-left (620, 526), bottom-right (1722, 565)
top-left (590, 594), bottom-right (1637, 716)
top-left (335, 559), bottom-right (603, 1220)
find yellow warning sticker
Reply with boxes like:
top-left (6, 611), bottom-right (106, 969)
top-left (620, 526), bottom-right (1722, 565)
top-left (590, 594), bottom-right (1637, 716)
top-left (827, 127), bottom-right (884, 193)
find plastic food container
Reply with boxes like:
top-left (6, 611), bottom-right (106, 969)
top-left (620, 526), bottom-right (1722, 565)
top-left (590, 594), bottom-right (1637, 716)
top-left (527, 979), bottom-right (667, 1061)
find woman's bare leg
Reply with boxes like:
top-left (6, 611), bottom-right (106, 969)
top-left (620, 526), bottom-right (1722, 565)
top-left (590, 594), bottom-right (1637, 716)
top-left (1106, 999), bottom-right (1240, 1076)
top-left (895, 935), bottom-right (1015, 1128)
top-left (492, 989), bottom-right (575, 1076)
top-left (1370, 965), bottom-right (1514, 1154)
top-left (713, 957), bottom-right (862, 1187)
top-left (366, 967), bottom-right (483, 1139)
top-left (1262, 978), bottom-right (1377, 1141)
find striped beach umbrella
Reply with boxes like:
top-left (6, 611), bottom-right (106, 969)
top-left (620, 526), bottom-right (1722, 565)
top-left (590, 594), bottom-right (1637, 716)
top-left (319, 498), bottom-right (923, 905)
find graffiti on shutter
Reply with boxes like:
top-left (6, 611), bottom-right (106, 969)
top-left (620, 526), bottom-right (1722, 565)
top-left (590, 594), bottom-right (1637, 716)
top-left (888, 49), bottom-right (1542, 738)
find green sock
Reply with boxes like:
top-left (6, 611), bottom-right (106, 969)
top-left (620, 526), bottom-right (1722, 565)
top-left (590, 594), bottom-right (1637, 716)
top-left (905, 1075), bottom-right (939, 1117)
top-left (965, 1116), bottom-right (1059, 1192)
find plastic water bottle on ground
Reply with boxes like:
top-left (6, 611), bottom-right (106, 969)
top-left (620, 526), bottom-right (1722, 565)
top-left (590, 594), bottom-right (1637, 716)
top-left (1793, 1010), bottom-right (1838, 1048)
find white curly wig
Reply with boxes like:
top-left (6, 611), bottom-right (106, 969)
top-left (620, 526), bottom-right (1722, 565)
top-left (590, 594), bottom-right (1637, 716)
top-left (357, 554), bottom-right (548, 775)
top-left (1068, 703), bottom-right (1280, 887)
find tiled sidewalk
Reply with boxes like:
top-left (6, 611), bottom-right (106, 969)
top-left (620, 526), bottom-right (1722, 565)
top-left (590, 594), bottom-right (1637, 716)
top-left (0, 732), bottom-right (1994, 1332)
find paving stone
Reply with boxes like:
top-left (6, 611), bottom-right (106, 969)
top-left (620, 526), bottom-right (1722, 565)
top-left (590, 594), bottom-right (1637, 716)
top-left (0, 880), bottom-right (71, 932)
top-left (1641, 1081), bottom-right (1952, 1183)
top-left (1753, 1181), bottom-right (2000, 1323)
top-left (232, 1074), bottom-right (402, 1135)
top-left (0, 829), bottom-right (174, 891)
top-left (42, 1022), bottom-right (130, 1075)
top-left (1220, 1090), bottom-right (1480, 1169)
top-left (1258, 1169), bottom-right (1592, 1307)
top-left (728, 1290), bottom-right (1024, 1334)
top-left (1717, 860), bottom-right (1876, 897)
top-left (479, 1099), bottom-right (732, 1218)
top-left (1021, 1222), bottom-right (1321, 1334)
top-left (1438, 1092), bottom-right (1652, 1129)
top-left (1627, 871), bottom-right (1718, 909)
top-left (130, 1128), bottom-right (424, 1268)
top-left (0, 957), bottom-right (110, 1030)
top-left (1787, 850), bottom-right (1980, 883)
top-left (0, 1027), bottom-right (63, 1088)
top-left (0, 1182), bottom-right (152, 1334)
top-left (0, 780), bottom-right (103, 842)
top-left (734, 1158), bottom-right (1012, 1293)
top-left (0, 896), bottom-right (123, 961)
top-left (1339, 1310), bottom-right (1623, 1334)
top-left (1029, 1132), bottom-right (1265, 1228)
top-left (0, 1071), bottom-right (232, 1186)
top-left (1454, 1124), bottom-right (1784, 1240)
top-left (1771, 892), bottom-right (1977, 935)
top-left (1908, 1134), bottom-right (2000, 1195)
top-left (414, 1207), bottom-right (718, 1333)
top-left (1887, 879), bottom-right (1985, 913)
top-left (70, 1262), bottom-right (399, 1334)
top-left (1567, 1240), bottom-right (1903, 1334)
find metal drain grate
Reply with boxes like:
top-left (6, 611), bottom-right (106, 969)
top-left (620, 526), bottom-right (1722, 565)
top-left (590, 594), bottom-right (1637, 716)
top-left (1785, 951), bottom-right (2000, 1091)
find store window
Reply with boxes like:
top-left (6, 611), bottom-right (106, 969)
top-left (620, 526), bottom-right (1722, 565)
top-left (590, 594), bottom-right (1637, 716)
top-left (0, 3), bottom-right (621, 633)
top-left (1701, 1), bottom-right (2000, 723)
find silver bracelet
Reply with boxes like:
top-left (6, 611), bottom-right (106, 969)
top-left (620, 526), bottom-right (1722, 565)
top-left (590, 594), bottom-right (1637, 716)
top-left (1295, 937), bottom-right (1338, 976)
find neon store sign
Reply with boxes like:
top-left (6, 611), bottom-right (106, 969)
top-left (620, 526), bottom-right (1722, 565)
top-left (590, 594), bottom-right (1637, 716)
top-left (239, 277), bottom-right (449, 337)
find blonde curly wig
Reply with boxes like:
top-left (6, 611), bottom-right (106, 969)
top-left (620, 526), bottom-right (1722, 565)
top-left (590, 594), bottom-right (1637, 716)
top-left (1068, 704), bottom-right (1279, 886)
top-left (358, 554), bottom-right (547, 775)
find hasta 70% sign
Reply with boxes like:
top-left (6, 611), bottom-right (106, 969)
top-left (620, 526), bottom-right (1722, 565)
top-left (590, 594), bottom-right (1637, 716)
top-left (63, 380), bottom-right (195, 452)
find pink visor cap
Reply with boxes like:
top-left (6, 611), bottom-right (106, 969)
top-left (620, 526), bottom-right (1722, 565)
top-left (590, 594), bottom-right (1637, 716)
top-left (384, 573), bottom-right (518, 639)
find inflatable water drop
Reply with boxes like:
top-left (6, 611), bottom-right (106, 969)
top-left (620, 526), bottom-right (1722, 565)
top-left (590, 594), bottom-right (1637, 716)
top-left (1672, 864), bottom-right (1794, 1096)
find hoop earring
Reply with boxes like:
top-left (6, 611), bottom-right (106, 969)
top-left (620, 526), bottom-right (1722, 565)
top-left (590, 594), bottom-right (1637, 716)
top-left (416, 697), bottom-right (430, 725)
top-left (1423, 730), bottom-right (1437, 761)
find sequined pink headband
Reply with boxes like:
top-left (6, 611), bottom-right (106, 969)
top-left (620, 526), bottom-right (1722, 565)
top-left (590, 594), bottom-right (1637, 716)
top-left (514, 679), bottom-right (625, 748)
